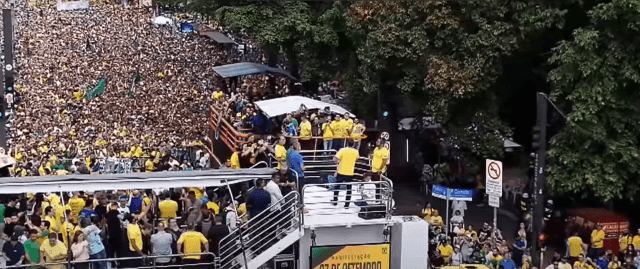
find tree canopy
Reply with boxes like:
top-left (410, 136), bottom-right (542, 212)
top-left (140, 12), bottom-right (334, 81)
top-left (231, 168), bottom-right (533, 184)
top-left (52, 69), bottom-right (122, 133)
top-left (547, 0), bottom-right (640, 201)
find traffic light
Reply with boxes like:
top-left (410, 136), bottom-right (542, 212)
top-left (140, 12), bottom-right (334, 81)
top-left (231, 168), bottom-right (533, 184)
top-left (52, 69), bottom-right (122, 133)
top-left (544, 199), bottom-right (553, 221)
top-left (538, 233), bottom-right (547, 250)
top-left (532, 128), bottom-right (541, 151)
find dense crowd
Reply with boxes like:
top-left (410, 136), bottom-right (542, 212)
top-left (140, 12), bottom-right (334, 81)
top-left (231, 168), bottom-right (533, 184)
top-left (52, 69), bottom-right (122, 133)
top-left (5, 1), bottom-right (271, 176)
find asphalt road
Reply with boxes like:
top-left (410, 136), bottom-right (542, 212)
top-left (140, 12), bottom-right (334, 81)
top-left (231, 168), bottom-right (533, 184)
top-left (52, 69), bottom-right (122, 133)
top-left (392, 178), bottom-right (520, 242)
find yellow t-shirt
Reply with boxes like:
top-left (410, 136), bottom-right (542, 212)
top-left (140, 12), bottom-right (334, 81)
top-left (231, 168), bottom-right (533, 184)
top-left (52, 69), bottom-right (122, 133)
top-left (61, 221), bottom-right (75, 248)
top-left (431, 216), bottom-right (443, 226)
top-left (633, 235), bottom-right (640, 249)
top-left (230, 152), bottom-right (240, 169)
top-left (372, 147), bottom-right (389, 173)
top-left (331, 120), bottom-right (344, 139)
top-left (238, 203), bottom-right (248, 222)
top-left (322, 122), bottom-right (333, 140)
top-left (56, 170), bottom-right (70, 175)
top-left (336, 147), bottom-right (359, 176)
top-left (567, 236), bottom-right (583, 257)
top-left (40, 240), bottom-right (67, 269)
top-left (127, 223), bottom-right (143, 252)
top-left (299, 121), bottom-right (312, 138)
top-left (422, 208), bottom-right (434, 221)
top-left (592, 230), bottom-right (605, 248)
top-left (351, 124), bottom-right (365, 140)
top-left (145, 159), bottom-right (155, 172)
top-left (68, 197), bottom-right (86, 224)
top-left (159, 200), bottom-right (178, 219)
top-left (342, 119), bottom-right (354, 136)
top-left (609, 261), bottom-right (621, 269)
top-left (48, 194), bottom-right (61, 206)
top-left (620, 235), bottom-right (632, 251)
top-left (575, 262), bottom-right (587, 269)
top-left (275, 145), bottom-right (286, 170)
top-left (178, 231), bottom-right (208, 259)
top-left (45, 216), bottom-right (60, 233)
top-left (54, 205), bottom-right (66, 226)
top-left (438, 245), bottom-right (453, 259)
top-left (189, 188), bottom-right (204, 200)
top-left (207, 202), bottom-right (220, 215)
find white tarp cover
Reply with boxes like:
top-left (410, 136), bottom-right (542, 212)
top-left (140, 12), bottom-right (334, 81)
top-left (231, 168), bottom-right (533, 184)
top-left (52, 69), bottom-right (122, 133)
top-left (254, 96), bottom-right (353, 118)
top-left (56, 0), bottom-right (89, 11)
top-left (153, 16), bottom-right (174, 25)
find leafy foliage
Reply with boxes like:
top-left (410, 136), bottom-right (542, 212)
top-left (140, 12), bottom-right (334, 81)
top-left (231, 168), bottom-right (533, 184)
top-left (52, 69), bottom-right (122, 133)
top-left (547, 0), bottom-right (640, 201)
top-left (347, 1), bottom-right (564, 162)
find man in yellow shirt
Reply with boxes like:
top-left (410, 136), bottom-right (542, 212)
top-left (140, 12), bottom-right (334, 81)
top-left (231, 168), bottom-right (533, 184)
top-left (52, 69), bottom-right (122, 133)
top-left (619, 232), bottom-right (632, 252)
top-left (567, 232), bottom-right (584, 263)
top-left (67, 192), bottom-right (85, 224)
top-left (371, 138), bottom-right (390, 200)
top-left (351, 118), bottom-right (365, 150)
top-left (230, 146), bottom-right (241, 169)
top-left (589, 224), bottom-right (605, 259)
top-left (322, 115), bottom-right (334, 155)
top-left (40, 233), bottom-right (67, 269)
top-left (332, 140), bottom-right (359, 208)
top-left (633, 228), bottom-right (640, 249)
top-left (299, 116), bottom-right (312, 139)
top-left (430, 210), bottom-right (444, 228)
top-left (574, 254), bottom-right (588, 269)
top-left (159, 192), bottom-right (178, 219)
top-left (331, 114), bottom-right (345, 150)
top-left (342, 113), bottom-right (354, 137)
top-left (438, 239), bottom-right (454, 263)
top-left (127, 216), bottom-right (145, 267)
top-left (44, 206), bottom-right (60, 234)
top-left (275, 135), bottom-right (287, 171)
top-left (177, 224), bottom-right (210, 263)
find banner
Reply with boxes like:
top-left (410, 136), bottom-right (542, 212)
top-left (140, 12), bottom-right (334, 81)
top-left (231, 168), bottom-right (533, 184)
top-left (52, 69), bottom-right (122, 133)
top-left (432, 185), bottom-right (474, 201)
top-left (311, 244), bottom-right (390, 269)
top-left (85, 78), bottom-right (107, 100)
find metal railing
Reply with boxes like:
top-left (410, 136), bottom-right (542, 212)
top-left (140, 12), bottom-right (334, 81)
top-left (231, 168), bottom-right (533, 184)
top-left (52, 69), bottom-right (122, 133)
top-left (218, 191), bottom-right (302, 269)
top-left (301, 180), bottom-right (393, 223)
top-left (1, 252), bottom-right (217, 269)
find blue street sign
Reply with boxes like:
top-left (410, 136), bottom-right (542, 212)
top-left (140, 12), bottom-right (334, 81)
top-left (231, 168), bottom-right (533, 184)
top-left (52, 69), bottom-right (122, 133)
top-left (432, 185), bottom-right (474, 201)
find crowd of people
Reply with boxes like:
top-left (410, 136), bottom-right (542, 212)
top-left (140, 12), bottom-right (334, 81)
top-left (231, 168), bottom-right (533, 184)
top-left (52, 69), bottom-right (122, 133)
top-left (2, 0), bottom-right (280, 177)
top-left (424, 201), bottom-right (532, 269)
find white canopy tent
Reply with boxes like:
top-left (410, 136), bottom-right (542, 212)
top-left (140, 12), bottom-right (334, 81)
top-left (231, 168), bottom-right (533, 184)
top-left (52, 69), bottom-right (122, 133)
top-left (0, 168), bottom-right (276, 194)
top-left (254, 96), bottom-right (353, 118)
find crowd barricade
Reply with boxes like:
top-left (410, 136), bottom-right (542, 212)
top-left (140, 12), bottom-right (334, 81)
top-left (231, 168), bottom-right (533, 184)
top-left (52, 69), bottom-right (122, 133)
top-left (209, 104), bottom-right (249, 153)
top-left (1, 252), bottom-right (218, 269)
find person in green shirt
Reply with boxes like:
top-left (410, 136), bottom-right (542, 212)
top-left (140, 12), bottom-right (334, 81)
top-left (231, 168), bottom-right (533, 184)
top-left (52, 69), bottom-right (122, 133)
top-left (0, 204), bottom-right (5, 224)
top-left (24, 229), bottom-right (40, 266)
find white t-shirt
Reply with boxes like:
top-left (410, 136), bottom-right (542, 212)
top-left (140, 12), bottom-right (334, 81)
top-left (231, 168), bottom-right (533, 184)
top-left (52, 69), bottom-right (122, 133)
top-left (357, 183), bottom-right (377, 203)
top-left (264, 180), bottom-right (284, 211)
top-left (452, 200), bottom-right (467, 216)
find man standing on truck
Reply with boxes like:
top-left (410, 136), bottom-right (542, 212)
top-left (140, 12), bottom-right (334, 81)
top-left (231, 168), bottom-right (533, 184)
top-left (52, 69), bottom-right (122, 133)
top-left (590, 224), bottom-right (605, 260)
top-left (332, 139), bottom-right (359, 208)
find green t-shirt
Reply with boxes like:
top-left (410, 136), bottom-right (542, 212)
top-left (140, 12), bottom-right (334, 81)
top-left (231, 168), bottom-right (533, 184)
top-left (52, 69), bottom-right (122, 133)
top-left (24, 239), bottom-right (40, 264)
top-left (0, 204), bottom-right (5, 224)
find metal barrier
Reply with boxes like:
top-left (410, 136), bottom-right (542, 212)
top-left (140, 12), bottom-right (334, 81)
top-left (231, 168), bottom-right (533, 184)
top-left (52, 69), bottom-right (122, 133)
top-left (1, 252), bottom-right (217, 269)
top-left (218, 191), bottom-right (302, 269)
top-left (301, 180), bottom-right (393, 222)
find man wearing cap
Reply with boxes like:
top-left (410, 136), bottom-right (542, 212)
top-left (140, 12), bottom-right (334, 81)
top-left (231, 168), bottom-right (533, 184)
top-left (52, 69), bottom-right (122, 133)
top-left (2, 234), bottom-right (25, 266)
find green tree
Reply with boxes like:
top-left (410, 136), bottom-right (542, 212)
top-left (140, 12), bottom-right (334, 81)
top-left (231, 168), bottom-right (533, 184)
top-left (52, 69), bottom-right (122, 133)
top-left (547, 0), bottom-right (640, 201)
top-left (346, 1), bottom-right (565, 163)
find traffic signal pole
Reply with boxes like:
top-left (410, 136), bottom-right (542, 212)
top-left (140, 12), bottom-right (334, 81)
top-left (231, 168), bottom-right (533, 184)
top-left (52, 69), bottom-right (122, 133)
top-left (531, 92), bottom-right (548, 267)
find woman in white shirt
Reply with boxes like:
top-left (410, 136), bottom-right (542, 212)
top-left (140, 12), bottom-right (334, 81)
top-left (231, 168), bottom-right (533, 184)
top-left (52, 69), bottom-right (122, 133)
top-left (71, 231), bottom-right (90, 269)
